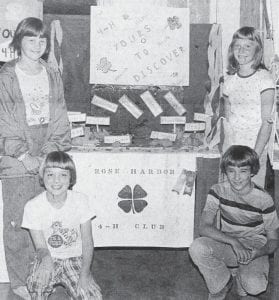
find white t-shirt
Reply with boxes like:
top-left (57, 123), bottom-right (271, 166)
top-left (15, 64), bottom-right (50, 126)
top-left (222, 69), bottom-right (275, 150)
top-left (22, 190), bottom-right (96, 259)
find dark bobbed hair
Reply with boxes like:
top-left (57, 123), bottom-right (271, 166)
top-left (10, 17), bottom-right (50, 58)
top-left (39, 151), bottom-right (77, 189)
top-left (220, 145), bottom-right (260, 176)
top-left (227, 26), bottom-right (265, 75)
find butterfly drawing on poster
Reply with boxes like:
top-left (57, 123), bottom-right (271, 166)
top-left (167, 16), bottom-right (182, 30)
top-left (118, 184), bottom-right (148, 214)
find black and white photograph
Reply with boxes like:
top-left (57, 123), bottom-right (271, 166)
top-left (0, 0), bottom-right (279, 299)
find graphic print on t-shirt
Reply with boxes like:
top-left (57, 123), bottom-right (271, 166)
top-left (48, 221), bottom-right (78, 248)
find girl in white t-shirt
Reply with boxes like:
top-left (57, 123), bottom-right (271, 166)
top-left (223, 26), bottom-right (275, 187)
top-left (22, 151), bottom-right (102, 300)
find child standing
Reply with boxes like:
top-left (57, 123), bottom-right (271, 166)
top-left (189, 145), bottom-right (279, 299)
top-left (0, 17), bottom-right (71, 299)
top-left (223, 26), bottom-right (275, 187)
top-left (22, 151), bottom-right (102, 300)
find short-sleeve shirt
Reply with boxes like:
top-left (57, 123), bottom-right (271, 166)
top-left (222, 69), bottom-right (275, 150)
top-left (15, 64), bottom-right (50, 126)
top-left (203, 181), bottom-right (279, 248)
top-left (22, 190), bottom-right (96, 259)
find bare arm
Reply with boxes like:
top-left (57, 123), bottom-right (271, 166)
top-left (80, 220), bottom-right (94, 277)
top-left (254, 89), bottom-right (275, 157)
top-left (29, 229), bottom-right (54, 285)
top-left (251, 229), bottom-right (278, 260)
top-left (79, 220), bottom-right (102, 298)
top-left (223, 95), bottom-right (230, 120)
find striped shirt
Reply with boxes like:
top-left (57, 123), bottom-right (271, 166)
top-left (203, 181), bottom-right (279, 248)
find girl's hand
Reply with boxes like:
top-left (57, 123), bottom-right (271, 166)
top-left (34, 256), bottom-right (54, 289)
top-left (22, 154), bottom-right (40, 173)
top-left (78, 273), bottom-right (102, 299)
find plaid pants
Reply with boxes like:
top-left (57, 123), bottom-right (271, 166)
top-left (27, 256), bottom-right (96, 300)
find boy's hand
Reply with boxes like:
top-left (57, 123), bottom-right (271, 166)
top-left (230, 239), bottom-right (252, 264)
top-left (78, 273), bottom-right (102, 299)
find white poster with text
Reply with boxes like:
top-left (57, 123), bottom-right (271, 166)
top-left (90, 6), bottom-right (189, 86)
top-left (71, 151), bottom-right (196, 248)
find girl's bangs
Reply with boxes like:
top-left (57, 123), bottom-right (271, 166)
top-left (45, 160), bottom-right (71, 171)
top-left (24, 26), bottom-right (47, 38)
top-left (228, 158), bottom-right (250, 168)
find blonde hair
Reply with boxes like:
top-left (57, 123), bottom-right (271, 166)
top-left (227, 26), bottom-right (265, 75)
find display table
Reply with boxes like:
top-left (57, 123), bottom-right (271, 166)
top-left (0, 148), bottom-right (220, 281)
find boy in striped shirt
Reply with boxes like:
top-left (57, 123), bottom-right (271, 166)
top-left (189, 145), bottom-right (279, 300)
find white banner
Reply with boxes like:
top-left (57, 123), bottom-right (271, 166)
top-left (71, 151), bottom-right (196, 247)
top-left (90, 5), bottom-right (189, 86)
top-left (0, 0), bottom-right (43, 62)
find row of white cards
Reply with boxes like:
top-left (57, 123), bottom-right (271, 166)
top-left (69, 113), bottom-right (211, 139)
top-left (68, 112), bottom-right (111, 126)
top-left (91, 90), bottom-right (187, 119)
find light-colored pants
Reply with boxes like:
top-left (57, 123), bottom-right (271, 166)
top-left (189, 237), bottom-right (269, 296)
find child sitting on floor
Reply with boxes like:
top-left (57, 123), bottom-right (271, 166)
top-left (189, 145), bottom-right (279, 299)
top-left (22, 151), bottom-right (102, 300)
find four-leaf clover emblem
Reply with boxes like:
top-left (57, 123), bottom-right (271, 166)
top-left (118, 184), bottom-right (148, 214)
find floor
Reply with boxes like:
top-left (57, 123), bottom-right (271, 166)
top-left (0, 249), bottom-right (273, 300)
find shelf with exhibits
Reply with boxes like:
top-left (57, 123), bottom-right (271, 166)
top-left (70, 122), bottom-right (220, 154)
top-left (71, 144), bottom-right (220, 158)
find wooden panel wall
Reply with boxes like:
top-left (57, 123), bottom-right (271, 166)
top-left (240, 0), bottom-right (261, 28)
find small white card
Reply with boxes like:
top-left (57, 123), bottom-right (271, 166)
top-left (160, 116), bottom-right (186, 125)
top-left (119, 95), bottom-right (143, 119)
top-left (164, 92), bottom-right (186, 116)
top-left (140, 91), bottom-right (163, 117)
top-left (150, 131), bottom-right (176, 142)
top-left (68, 113), bottom-right (87, 123)
top-left (86, 116), bottom-right (110, 125)
top-left (184, 122), bottom-right (206, 132)
top-left (71, 127), bottom-right (85, 138)
top-left (194, 113), bottom-right (211, 122)
top-left (91, 95), bottom-right (118, 113)
top-left (104, 135), bottom-right (131, 144)
top-left (68, 111), bottom-right (82, 115)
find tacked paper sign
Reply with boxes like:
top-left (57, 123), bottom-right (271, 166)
top-left (194, 113), bottom-right (211, 122)
top-left (150, 131), bottom-right (176, 142)
top-left (91, 95), bottom-right (118, 113)
top-left (86, 116), bottom-right (110, 125)
top-left (164, 92), bottom-right (186, 116)
top-left (104, 135), bottom-right (131, 144)
top-left (71, 127), bottom-right (85, 138)
top-left (140, 91), bottom-right (163, 117)
top-left (119, 95), bottom-right (143, 119)
top-left (184, 122), bottom-right (206, 132)
top-left (68, 113), bottom-right (87, 123)
top-left (160, 116), bottom-right (186, 124)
